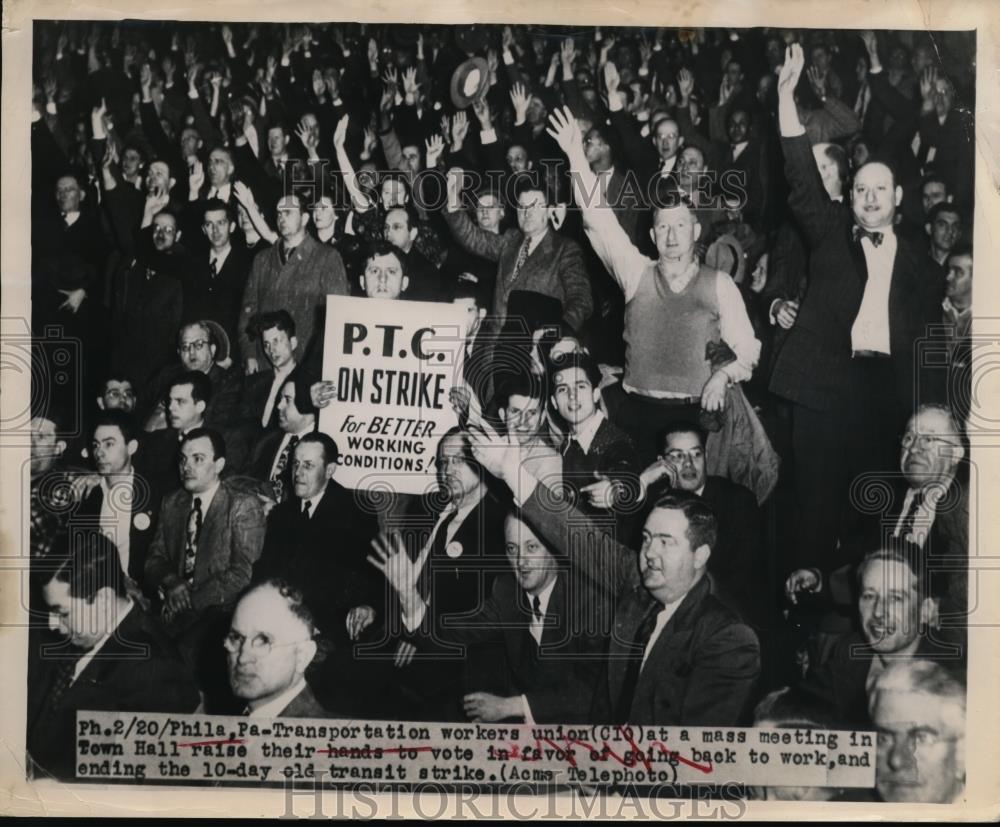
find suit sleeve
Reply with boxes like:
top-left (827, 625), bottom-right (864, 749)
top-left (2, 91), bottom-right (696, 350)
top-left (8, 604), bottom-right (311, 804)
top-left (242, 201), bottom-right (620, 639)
top-left (443, 207), bottom-right (506, 263)
top-left (677, 620), bottom-right (761, 726)
top-left (320, 246), bottom-right (351, 297)
top-left (238, 252), bottom-right (265, 361)
top-left (143, 498), bottom-right (177, 594)
top-left (520, 481), bottom-right (636, 598)
top-left (191, 494), bottom-right (266, 610)
top-left (780, 132), bottom-right (839, 248)
top-left (557, 238), bottom-right (593, 333)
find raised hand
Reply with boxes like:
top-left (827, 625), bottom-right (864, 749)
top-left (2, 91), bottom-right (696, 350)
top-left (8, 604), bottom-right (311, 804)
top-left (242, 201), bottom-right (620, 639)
top-left (806, 65), bottom-right (826, 98)
top-left (188, 158), bottom-right (205, 193)
top-left (777, 43), bottom-right (805, 99)
top-left (502, 25), bottom-right (514, 53)
top-left (368, 531), bottom-right (425, 602)
top-left (295, 118), bottom-right (319, 159)
top-left (451, 110), bottom-right (469, 147)
top-left (467, 420), bottom-right (522, 484)
top-left (545, 105), bottom-right (586, 164)
top-left (920, 66), bottom-right (937, 101)
top-left (139, 62), bottom-right (153, 91)
top-left (232, 180), bottom-right (257, 209)
top-left (677, 67), bottom-right (694, 101)
top-left (509, 82), bottom-right (529, 123)
top-left (425, 133), bottom-right (445, 168)
top-left (472, 95), bottom-right (492, 129)
top-left (221, 24), bottom-right (234, 46)
top-left (859, 30), bottom-right (878, 57)
top-left (402, 66), bottom-right (420, 105)
top-left (346, 605), bottom-right (376, 641)
top-left (367, 37), bottom-right (379, 68)
top-left (361, 127), bottom-right (378, 160)
top-left (719, 78), bottom-right (734, 105)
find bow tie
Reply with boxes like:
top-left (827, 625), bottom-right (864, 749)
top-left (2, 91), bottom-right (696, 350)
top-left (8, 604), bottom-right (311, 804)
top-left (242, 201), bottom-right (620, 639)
top-left (852, 226), bottom-right (884, 247)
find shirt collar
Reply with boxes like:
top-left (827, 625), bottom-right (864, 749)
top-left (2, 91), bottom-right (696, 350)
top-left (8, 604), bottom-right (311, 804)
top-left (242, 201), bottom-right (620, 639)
top-left (568, 409), bottom-right (605, 454)
top-left (210, 244), bottom-right (232, 265)
top-left (191, 480), bottom-right (221, 514)
top-left (100, 467), bottom-right (135, 493)
top-left (302, 484), bottom-right (327, 515)
top-left (247, 677), bottom-right (307, 718)
top-left (75, 599), bottom-right (135, 676)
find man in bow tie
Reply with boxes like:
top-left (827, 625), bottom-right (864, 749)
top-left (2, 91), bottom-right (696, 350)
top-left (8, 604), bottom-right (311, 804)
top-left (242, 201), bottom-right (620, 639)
top-left (771, 44), bottom-right (944, 574)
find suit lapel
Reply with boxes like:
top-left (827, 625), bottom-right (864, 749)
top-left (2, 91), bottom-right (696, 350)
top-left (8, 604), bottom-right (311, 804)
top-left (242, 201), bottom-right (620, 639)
top-left (194, 485), bottom-right (228, 581)
top-left (608, 588), bottom-right (654, 708)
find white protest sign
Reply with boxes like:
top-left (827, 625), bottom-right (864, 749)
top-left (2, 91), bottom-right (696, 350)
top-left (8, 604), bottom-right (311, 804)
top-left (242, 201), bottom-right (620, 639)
top-left (319, 296), bottom-right (467, 495)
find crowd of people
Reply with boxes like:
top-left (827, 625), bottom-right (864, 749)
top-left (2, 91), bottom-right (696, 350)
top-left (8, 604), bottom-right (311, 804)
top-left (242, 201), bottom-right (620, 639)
top-left (26, 20), bottom-right (973, 802)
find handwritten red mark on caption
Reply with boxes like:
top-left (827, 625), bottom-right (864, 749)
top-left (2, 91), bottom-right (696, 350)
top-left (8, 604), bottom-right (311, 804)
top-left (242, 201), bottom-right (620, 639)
top-left (517, 727), bottom-right (713, 775)
top-left (178, 738), bottom-right (247, 748)
top-left (314, 745), bottom-right (435, 757)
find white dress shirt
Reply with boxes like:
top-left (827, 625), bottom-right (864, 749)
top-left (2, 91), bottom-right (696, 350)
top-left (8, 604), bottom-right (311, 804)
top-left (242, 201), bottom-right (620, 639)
top-left (99, 470), bottom-right (136, 576)
top-left (301, 485), bottom-right (327, 518)
top-left (641, 594), bottom-right (686, 669)
top-left (520, 575), bottom-right (559, 724)
top-left (567, 410), bottom-right (606, 455)
top-left (850, 228), bottom-right (897, 354)
top-left (62, 210), bottom-right (81, 227)
top-left (731, 141), bottom-right (749, 162)
top-left (208, 182), bottom-right (232, 202)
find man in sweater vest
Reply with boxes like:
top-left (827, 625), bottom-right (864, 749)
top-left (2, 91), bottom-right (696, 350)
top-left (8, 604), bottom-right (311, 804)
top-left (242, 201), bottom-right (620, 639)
top-left (547, 108), bottom-right (761, 461)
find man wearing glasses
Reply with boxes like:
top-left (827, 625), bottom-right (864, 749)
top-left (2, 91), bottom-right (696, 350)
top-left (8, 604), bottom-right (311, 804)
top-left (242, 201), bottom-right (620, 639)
top-left (225, 579), bottom-right (329, 718)
top-left (869, 658), bottom-right (966, 803)
top-left (638, 421), bottom-right (764, 627)
top-left (786, 403), bottom-right (968, 621)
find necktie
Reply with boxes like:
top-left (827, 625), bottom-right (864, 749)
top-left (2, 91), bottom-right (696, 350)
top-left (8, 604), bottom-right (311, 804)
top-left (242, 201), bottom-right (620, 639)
top-left (615, 603), bottom-right (662, 723)
top-left (853, 225), bottom-right (884, 247)
top-left (512, 238), bottom-right (531, 280)
top-left (209, 257), bottom-right (218, 277)
top-left (563, 438), bottom-right (587, 477)
top-left (532, 594), bottom-right (543, 622)
top-left (302, 499), bottom-right (312, 519)
top-left (279, 244), bottom-right (291, 267)
top-left (183, 496), bottom-right (203, 584)
top-left (271, 435), bottom-right (298, 502)
top-left (899, 489), bottom-right (925, 540)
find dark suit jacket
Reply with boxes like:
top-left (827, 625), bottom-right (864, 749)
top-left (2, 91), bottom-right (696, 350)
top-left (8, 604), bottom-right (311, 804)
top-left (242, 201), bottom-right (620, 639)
top-left (415, 569), bottom-right (610, 723)
top-left (180, 244), bottom-right (253, 350)
top-left (278, 683), bottom-right (331, 718)
top-left (520, 480), bottom-right (761, 726)
top-left (769, 133), bottom-right (945, 412)
top-left (26, 604), bottom-right (199, 780)
top-left (144, 480), bottom-right (266, 611)
top-left (247, 427), bottom-right (300, 501)
top-left (797, 630), bottom-right (961, 728)
top-left (255, 480), bottom-right (380, 646)
top-left (443, 209), bottom-right (593, 334)
top-left (75, 472), bottom-right (162, 586)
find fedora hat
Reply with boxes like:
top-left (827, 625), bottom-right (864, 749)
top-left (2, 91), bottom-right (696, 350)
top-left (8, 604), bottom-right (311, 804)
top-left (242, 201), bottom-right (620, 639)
top-left (450, 57), bottom-right (490, 109)
top-left (199, 319), bottom-right (231, 364)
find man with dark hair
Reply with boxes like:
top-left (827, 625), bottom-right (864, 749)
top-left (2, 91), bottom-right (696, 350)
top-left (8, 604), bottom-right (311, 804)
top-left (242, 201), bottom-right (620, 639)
top-left (360, 240), bottom-right (410, 300)
top-left (145, 427), bottom-right (265, 634)
top-left (465, 432), bottom-right (761, 726)
top-left (254, 431), bottom-right (379, 648)
top-left (29, 412), bottom-right (73, 560)
top-left (239, 310), bottom-right (299, 431)
top-left (769, 45), bottom-right (943, 573)
top-left (225, 579), bottom-right (330, 718)
top-left (796, 543), bottom-right (950, 728)
top-left (110, 209), bottom-right (185, 392)
top-left (382, 508), bottom-right (610, 724)
top-left (925, 201), bottom-right (962, 268)
top-left (96, 375), bottom-right (137, 414)
top-left (73, 409), bottom-right (161, 591)
top-left (638, 420), bottom-right (764, 626)
top-left (238, 193), bottom-right (349, 373)
top-left (27, 530), bottom-right (198, 780)
top-left (248, 374), bottom-right (317, 504)
top-left (495, 372), bottom-right (562, 484)
top-left (444, 168), bottom-right (592, 335)
top-left (180, 198), bottom-right (252, 348)
top-left (382, 204), bottom-right (445, 302)
top-left (551, 351), bottom-right (640, 526)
